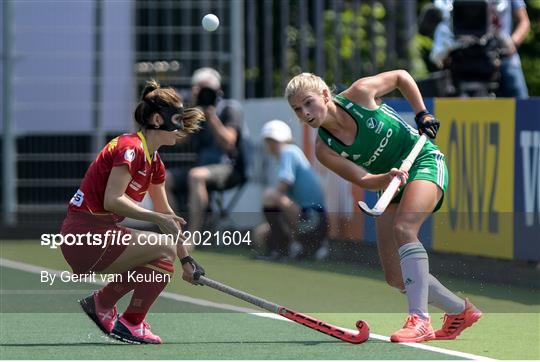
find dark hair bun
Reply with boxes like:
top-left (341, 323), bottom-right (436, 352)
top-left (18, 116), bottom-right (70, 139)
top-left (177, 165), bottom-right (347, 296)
top-left (140, 79), bottom-right (160, 100)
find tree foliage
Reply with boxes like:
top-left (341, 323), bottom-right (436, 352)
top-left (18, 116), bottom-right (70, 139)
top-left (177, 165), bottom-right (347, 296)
top-left (520, 0), bottom-right (540, 96)
top-left (275, 1), bottom-right (420, 96)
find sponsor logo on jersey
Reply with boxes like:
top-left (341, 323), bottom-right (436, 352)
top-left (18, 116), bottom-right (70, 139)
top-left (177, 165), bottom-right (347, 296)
top-left (340, 151), bottom-right (349, 158)
top-left (363, 128), bottom-right (393, 167)
top-left (138, 170), bottom-right (147, 176)
top-left (366, 117), bottom-right (384, 134)
top-left (352, 154), bottom-right (362, 161)
top-left (327, 138), bottom-right (332, 146)
top-left (375, 122), bottom-right (384, 134)
top-left (124, 149), bottom-right (136, 162)
top-left (419, 168), bottom-right (430, 173)
top-left (129, 180), bottom-right (143, 191)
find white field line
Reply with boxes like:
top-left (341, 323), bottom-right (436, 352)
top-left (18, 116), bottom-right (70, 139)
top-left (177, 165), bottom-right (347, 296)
top-left (0, 257), bottom-right (496, 361)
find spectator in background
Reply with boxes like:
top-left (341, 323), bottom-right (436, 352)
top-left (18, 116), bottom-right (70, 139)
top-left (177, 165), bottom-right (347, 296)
top-left (495, 0), bottom-right (530, 98)
top-left (430, 0), bottom-right (530, 98)
top-left (253, 120), bottom-right (328, 260)
top-left (167, 68), bottom-right (246, 242)
top-left (429, 0), bottom-right (458, 68)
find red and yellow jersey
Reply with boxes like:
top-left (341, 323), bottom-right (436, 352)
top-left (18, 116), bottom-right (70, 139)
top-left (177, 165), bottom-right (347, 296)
top-left (68, 131), bottom-right (166, 223)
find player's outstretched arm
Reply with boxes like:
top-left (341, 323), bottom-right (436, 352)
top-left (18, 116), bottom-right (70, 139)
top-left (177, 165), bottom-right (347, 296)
top-left (347, 70), bottom-right (427, 114)
top-left (315, 138), bottom-right (407, 191)
top-left (346, 70), bottom-right (440, 139)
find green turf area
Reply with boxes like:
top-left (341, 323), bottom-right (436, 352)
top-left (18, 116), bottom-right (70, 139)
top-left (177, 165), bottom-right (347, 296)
top-left (1, 240), bottom-right (539, 359)
top-left (0, 313), bottom-right (461, 360)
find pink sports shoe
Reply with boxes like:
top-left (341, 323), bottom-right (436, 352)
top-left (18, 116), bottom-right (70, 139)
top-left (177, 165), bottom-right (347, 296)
top-left (435, 299), bottom-right (482, 340)
top-left (390, 314), bottom-right (435, 343)
top-left (111, 315), bottom-right (162, 344)
top-left (79, 291), bottom-right (118, 335)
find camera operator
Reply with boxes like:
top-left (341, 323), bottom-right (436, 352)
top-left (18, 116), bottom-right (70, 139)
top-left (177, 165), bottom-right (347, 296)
top-left (430, 0), bottom-right (530, 98)
top-left (166, 68), bottom-right (247, 243)
top-left (495, 0), bottom-right (530, 98)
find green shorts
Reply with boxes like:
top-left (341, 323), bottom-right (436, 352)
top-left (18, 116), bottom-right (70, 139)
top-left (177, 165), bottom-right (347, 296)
top-left (386, 150), bottom-right (449, 212)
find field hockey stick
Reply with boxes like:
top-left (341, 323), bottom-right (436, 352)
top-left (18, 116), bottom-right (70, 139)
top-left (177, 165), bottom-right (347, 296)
top-left (197, 275), bottom-right (370, 344)
top-left (358, 134), bottom-right (428, 217)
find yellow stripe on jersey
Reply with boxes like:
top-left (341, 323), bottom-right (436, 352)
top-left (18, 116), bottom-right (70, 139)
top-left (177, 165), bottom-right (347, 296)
top-left (107, 137), bottom-right (119, 152)
top-left (136, 131), bottom-right (152, 164)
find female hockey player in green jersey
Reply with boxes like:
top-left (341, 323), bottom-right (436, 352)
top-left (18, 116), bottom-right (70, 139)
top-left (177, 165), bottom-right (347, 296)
top-left (285, 70), bottom-right (481, 343)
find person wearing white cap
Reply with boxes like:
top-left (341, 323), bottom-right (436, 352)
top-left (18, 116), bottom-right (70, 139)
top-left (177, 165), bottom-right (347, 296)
top-left (255, 120), bottom-right (328, 260)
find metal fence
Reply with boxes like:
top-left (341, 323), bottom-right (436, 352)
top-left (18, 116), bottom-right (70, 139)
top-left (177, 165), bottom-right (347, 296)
top-left (135, 0), bottom-right (417, 98)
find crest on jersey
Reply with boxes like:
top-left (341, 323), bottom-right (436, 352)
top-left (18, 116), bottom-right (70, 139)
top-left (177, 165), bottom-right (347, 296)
top-left (124, 149), bottom-right (136, 162)
top-left (366, 117), bottom-right (378, 129)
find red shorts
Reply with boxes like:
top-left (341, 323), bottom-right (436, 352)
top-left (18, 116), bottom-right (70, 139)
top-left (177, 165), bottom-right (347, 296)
top-left (60, 211), bottom-right (131, 274)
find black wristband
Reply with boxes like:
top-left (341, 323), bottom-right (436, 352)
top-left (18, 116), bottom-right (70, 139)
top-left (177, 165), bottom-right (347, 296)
top-left (415, 110), bottom-right (429, 122)
top-left (180, 256), bottom-right (194, 265)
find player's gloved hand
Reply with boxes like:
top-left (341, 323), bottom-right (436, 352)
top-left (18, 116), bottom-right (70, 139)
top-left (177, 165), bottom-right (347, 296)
top-left (180, 256), bottom-right (205, 285)
top-left (415, 110), bottom-right (440, 139)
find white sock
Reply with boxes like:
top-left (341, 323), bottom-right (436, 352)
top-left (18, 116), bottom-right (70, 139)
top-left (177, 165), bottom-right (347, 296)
top-left (428, 274), bottom-right (466, 314)
top-left (399, 242), bottom-right (430, 320)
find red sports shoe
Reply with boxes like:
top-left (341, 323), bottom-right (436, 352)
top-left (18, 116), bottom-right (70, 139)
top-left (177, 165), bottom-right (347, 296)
top-left (390, 314), bottom-right (435, 343)
top-left (435, 299), bottom-right (482, 340)
top-left (79, 291), bottom-right (118, 335)
top-left (111, 315), bottom-right (162, 344)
